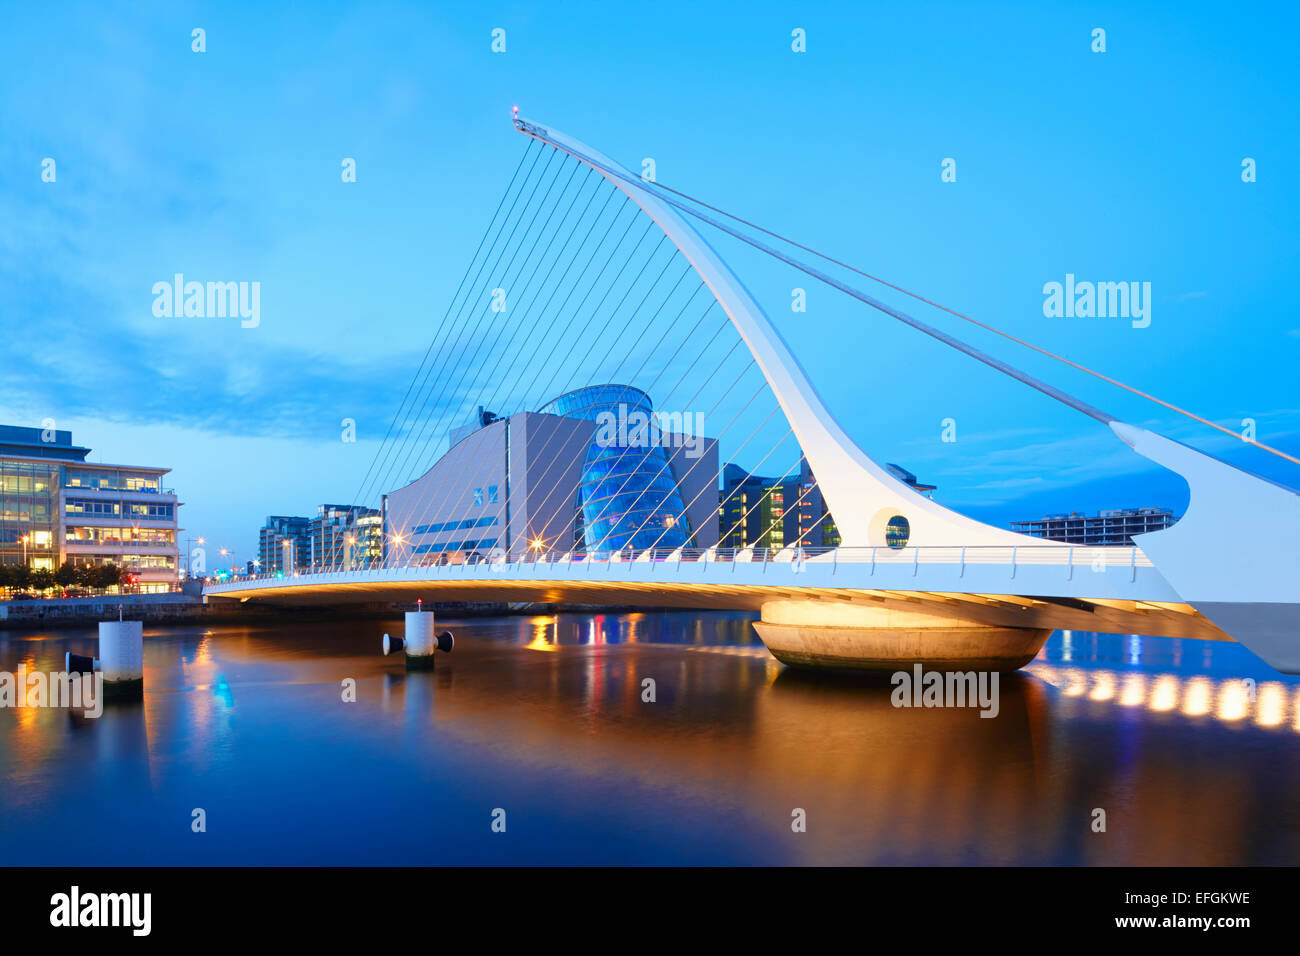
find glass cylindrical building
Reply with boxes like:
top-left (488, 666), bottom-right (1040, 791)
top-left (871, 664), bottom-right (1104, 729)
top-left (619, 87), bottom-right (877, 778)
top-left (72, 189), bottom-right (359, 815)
top-left (537, 385), bottom-right (693, 553)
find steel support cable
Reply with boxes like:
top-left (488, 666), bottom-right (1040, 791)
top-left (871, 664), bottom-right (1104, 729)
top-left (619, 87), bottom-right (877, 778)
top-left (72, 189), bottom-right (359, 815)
top-left (408, 224), bottom-right (669, 560)
top-left (517, 280), bottom-right (738, 548)
top-left (385, 150), bottom-right (579, 493)
top-left (510, 296), bottom-right (722, 552)
top-left (640, 409), bottom-right (792, 555)
top-left (430, 239), bottom-right (684, 557)
top-left (467, 184), bottom-right (622, 421)
top-left (507, 267), bottom-right (704, 547)
top-left (399, 161), bottom-right (597, 489)
top-left (516, 124), bottom-right (1120, 424)
top-left (393, 164), bottom-right (609, 550)
top-left (349, 140), bottom-right (539, 513)
top-left (591, 362), bottom-right (771, 552)
top-left (635, 397), bottom-right (792, 553)
top-left (419, 216), bottom-right (660, 558)
top-left (407, 172), bottom-right (626, 535)
top-left (628, 170), bottom-right (1300, 468)
top-left (363, 146), bottom-right (561, 509)
top-left (538, 315), bottom-right (744, 553)
top-left (419, 202), bottom-right (652, 540)
top-left (540, 335), bottom-right (752, 555)
top-left (710, 446), bottom-right (804, 553)
top-left (417, 181), bottom-right (628, 526)
top-left (392, 155), bottom-right (585, 490)
top-left (364, 145), bottom-right (556, 510)
top-left (522, 122), bottom-right (1300, 469)
top-left (782, 479), bottom-right (833, 552)
top-left (483, 263), bottom-right (701, 548)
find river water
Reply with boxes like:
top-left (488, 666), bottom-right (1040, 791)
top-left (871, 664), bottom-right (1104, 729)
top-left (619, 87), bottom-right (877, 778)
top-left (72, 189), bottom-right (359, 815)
top-left (2, 611), bottom-right (1297, 865)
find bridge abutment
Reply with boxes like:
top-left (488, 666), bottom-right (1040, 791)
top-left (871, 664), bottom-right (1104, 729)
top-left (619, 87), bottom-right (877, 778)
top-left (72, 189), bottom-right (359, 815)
top-left (753, 600), bottom-right (1050, 673)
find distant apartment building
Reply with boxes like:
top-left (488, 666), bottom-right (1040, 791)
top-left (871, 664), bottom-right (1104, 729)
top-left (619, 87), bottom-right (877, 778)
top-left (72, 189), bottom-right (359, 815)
top-left (257, 515), bottom-right (312, 574)
top-left (716, 460), bottom-right (935, 550)
top-left (0, 424), bottom-right (180, 589)
top-left (310, 504), bottom-right (381, 569)
top-left (1010, 507), bottom-right (1176, 546)
top-left (718, 458), bottom-right (846, 550)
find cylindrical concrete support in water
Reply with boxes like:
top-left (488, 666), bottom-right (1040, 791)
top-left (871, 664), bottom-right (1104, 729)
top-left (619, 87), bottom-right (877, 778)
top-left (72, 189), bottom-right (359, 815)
top-left (98, 620), bottom-right (144, 699)
top-left (403, 610), bottom-right (437, 670)
top-left (753, 600), bottom-right (1050, 673)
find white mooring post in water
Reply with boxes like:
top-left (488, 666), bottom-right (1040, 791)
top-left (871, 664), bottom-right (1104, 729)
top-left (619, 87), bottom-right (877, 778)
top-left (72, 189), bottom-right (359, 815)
top-left (98, 608), bottom-right (144, 700)
top-left (385, 602), bottom-right (453, 670)
top-left (403, 609), bottom-right (437, 670)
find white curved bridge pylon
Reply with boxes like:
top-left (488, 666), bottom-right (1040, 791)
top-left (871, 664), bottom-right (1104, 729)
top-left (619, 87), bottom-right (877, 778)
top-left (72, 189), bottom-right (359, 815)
top-left (515, 116), bottom-right (1031, 552)
top-left (508, 116), bottom-right (1300, 672)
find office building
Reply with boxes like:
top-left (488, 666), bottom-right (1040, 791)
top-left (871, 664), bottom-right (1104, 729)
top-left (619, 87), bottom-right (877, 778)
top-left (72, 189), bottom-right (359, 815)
top-left (0, 423), bottom-right (181, 589)
top-left (385, 384), bottom-right (719, 564)
top-left (718, 458), bottom-right (842, 550)
top-left (1010, 507), bottom-right (1177, 545)
top-left (257, 515), bottom-right (312, 574)
top-left (310, 504), bottom-right (381, 570)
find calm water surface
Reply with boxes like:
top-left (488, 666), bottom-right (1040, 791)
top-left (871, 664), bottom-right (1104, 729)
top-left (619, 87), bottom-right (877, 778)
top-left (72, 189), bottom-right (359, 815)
top-left (2, 611), bottom-right (1298, 865)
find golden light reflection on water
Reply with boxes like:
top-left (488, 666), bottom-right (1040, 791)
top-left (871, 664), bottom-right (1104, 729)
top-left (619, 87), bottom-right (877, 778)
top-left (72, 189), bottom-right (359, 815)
top-left (6, 618), bottom-right (1300, 865)
top-left (1026, 663), bottom-right (1300, 731)
top-left (524, 616), bottom-right (560, 652)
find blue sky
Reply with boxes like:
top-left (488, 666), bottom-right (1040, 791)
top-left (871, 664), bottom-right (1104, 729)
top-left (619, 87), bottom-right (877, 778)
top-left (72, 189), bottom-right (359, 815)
top-left (1, 1), bottom-right (1297, 560)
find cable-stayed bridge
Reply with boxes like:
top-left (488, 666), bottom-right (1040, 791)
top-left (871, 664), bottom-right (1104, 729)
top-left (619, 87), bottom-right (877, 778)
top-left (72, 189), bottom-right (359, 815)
top-left (205, 115), bottom-right (1300, 674)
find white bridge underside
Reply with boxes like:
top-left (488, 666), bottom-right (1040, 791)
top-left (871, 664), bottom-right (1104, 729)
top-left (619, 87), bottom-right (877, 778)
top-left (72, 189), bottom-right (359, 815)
top-left (204, 553), bottom-right (1232, 646)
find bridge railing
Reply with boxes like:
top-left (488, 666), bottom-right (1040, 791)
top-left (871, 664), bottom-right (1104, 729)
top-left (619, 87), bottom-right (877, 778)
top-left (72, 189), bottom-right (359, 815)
top-left (214, 544), bottom-right (1154, 584)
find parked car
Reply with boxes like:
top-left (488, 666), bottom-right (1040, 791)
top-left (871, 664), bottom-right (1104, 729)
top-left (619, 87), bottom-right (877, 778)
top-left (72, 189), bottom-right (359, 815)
top-left (8, 592), bottom-right (36, 600)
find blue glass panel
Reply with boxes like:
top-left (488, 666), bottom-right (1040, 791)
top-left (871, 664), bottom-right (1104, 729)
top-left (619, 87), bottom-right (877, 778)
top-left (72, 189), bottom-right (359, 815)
top-left (537, 385), bottom-right (693, 552)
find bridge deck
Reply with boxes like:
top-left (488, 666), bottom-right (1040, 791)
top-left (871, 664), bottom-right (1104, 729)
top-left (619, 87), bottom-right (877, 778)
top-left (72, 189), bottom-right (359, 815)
top-left (204, 546), bottom-right (1227, 643)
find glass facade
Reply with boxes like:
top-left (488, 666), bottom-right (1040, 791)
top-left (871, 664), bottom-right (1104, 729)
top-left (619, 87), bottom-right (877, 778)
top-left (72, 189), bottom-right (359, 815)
top-left (0, 425), bottom-right (180, 585)
top-left (259, 516), bottom-right (312, 574)
top-left (310, 504), bottom-right (381, 569)
top-left (538, 385), bottom-right (692, 553)
top-left (0, 461), bottom-right (61, 568)
top-left (64, 471), bottom-right (162, 493)
top-left (65, 526), bottom-right (176, 547)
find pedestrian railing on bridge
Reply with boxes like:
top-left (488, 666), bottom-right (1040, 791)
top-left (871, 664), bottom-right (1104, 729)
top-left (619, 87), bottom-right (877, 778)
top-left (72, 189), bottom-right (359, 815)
top-left (226, 543), bottom-right (1154, 585)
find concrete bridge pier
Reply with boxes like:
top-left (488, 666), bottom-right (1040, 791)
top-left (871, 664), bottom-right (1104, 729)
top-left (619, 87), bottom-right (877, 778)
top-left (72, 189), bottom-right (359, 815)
top-left (752, 600), bottom-right (1051, 673)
